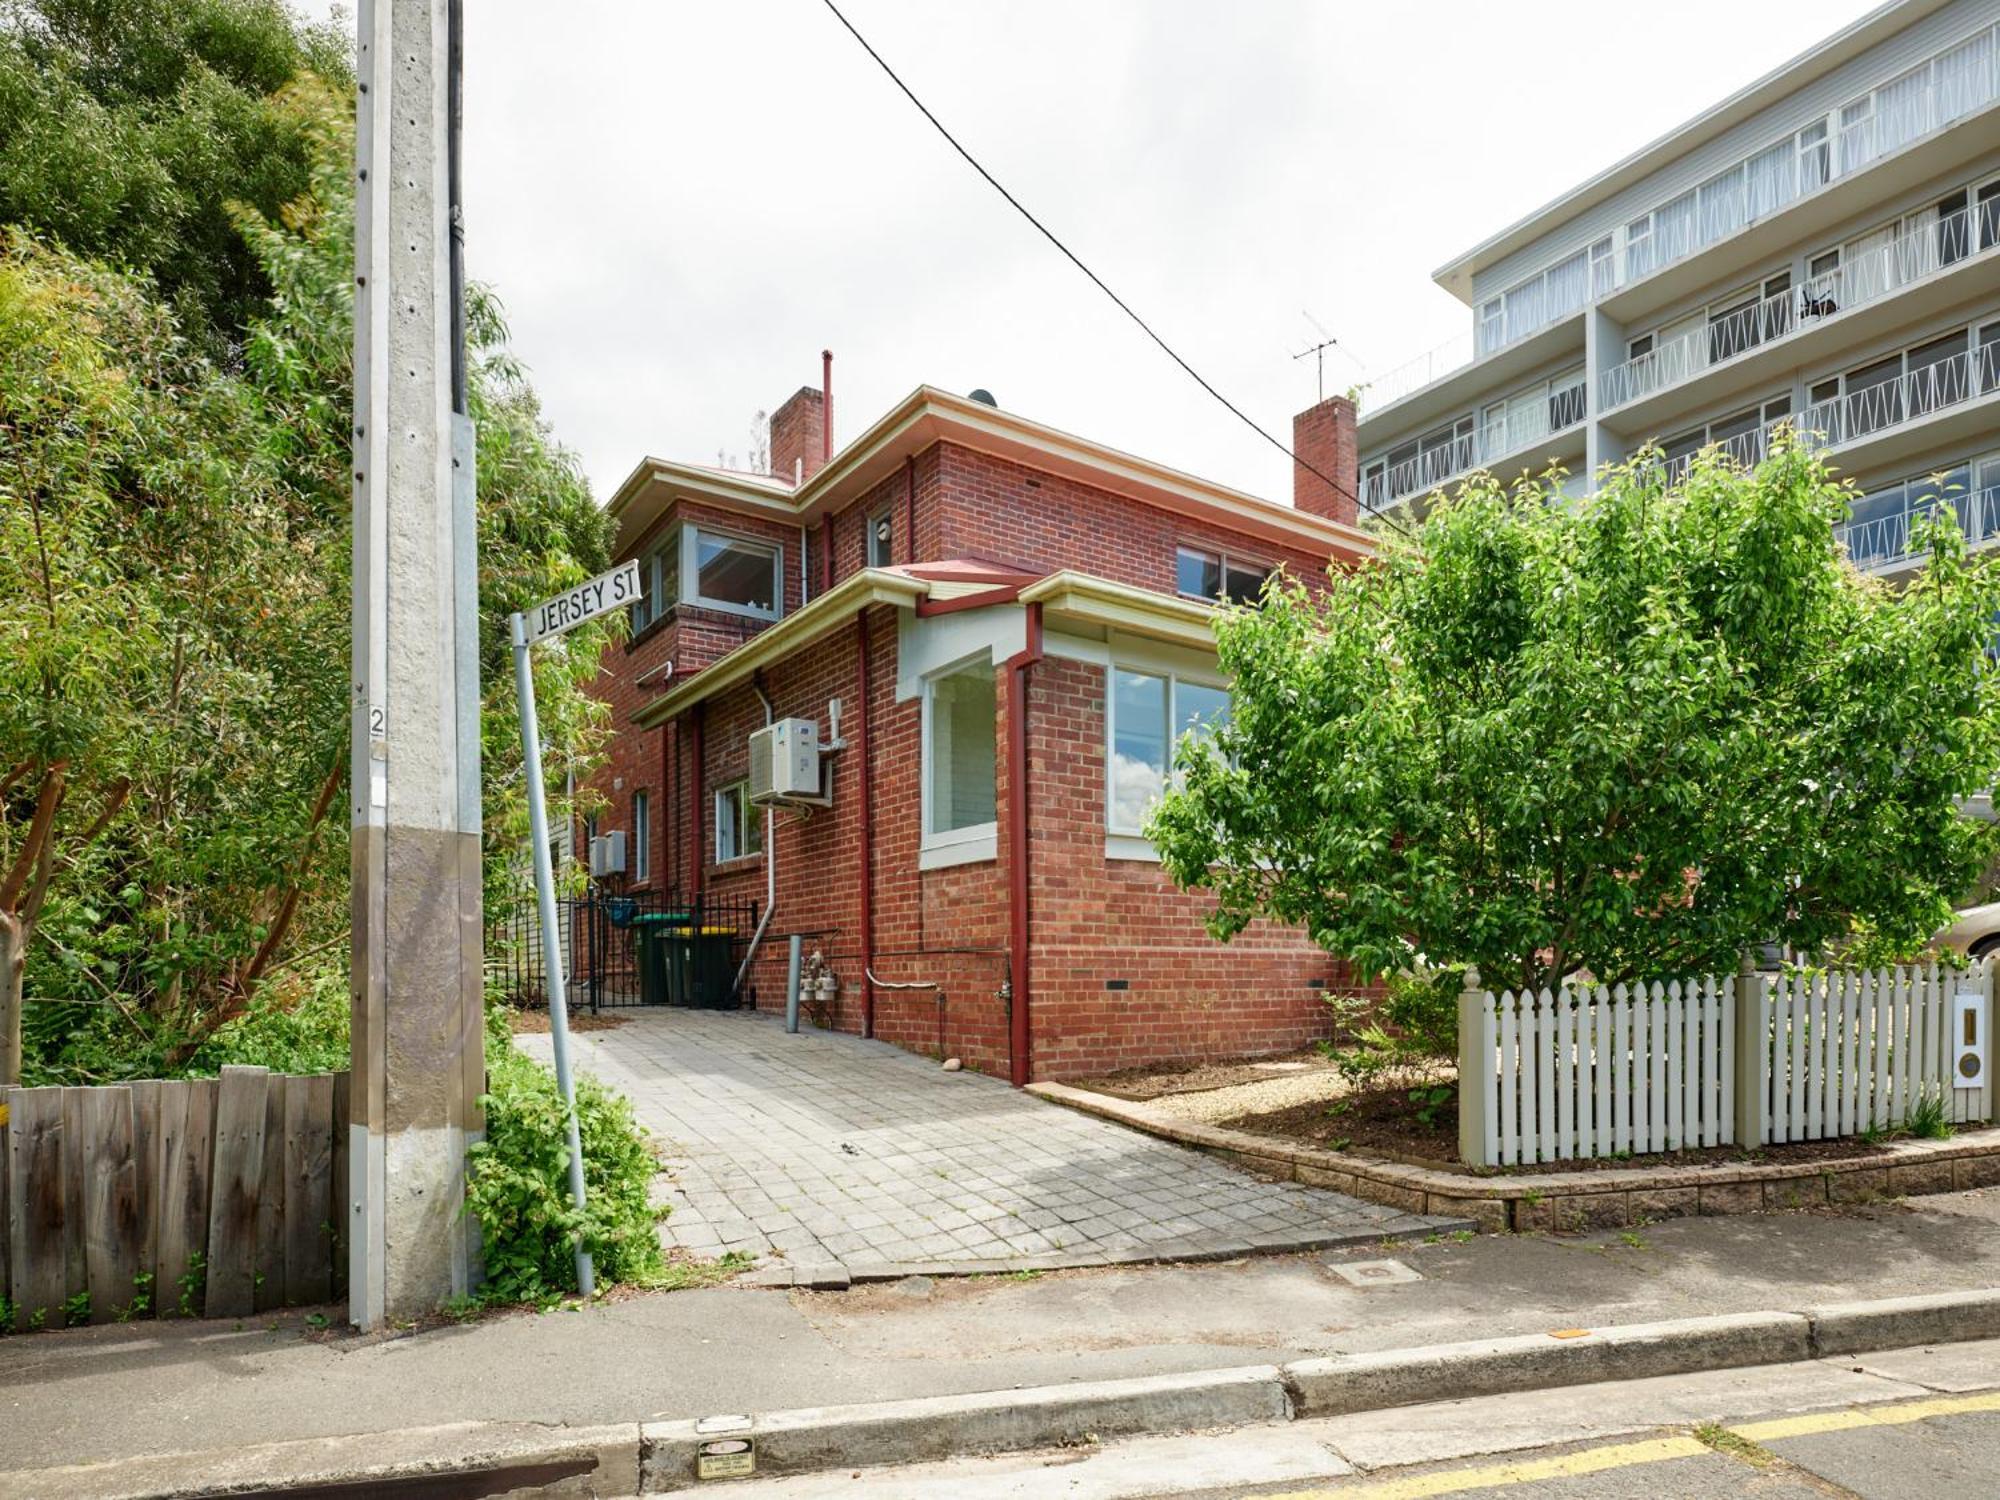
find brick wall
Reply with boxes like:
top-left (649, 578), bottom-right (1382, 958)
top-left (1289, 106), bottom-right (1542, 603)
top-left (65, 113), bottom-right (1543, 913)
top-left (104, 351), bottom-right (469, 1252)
top-left (1291, 395), bottom-right (1359, 527)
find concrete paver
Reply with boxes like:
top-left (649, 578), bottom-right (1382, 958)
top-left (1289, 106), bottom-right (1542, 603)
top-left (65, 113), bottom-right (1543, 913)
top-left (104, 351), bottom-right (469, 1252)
top-left (518, 1006), bottom-right (1460, 1273)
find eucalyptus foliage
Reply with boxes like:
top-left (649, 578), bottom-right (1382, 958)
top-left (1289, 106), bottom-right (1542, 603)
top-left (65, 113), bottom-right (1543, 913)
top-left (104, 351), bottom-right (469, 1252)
top-left (1151, 444), bottom-right (2000, 993)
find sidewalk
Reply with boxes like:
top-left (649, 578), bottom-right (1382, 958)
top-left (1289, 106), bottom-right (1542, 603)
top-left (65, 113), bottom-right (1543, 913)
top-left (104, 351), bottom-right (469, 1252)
top-left (5, 1187), bottom-right (1998, 1482)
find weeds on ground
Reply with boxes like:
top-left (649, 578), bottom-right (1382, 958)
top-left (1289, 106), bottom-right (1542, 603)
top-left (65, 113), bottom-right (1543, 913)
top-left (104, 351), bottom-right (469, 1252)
top-left (1693, 1422), bottom-right (1776, 1468)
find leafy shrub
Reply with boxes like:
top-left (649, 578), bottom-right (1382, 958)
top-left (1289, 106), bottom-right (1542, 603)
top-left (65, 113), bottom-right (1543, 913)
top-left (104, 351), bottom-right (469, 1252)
top-left (1319, 966), bottom-right (1458, 1087)
top-left (466, 1041), bottom-right (666, 1304)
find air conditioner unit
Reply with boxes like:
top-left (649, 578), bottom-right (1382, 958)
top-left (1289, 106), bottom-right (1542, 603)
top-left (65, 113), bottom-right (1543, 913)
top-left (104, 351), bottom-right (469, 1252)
top-left (748, 717), bottom-right (823, 804)
top-left (588, 830), bottom-right (627, 878)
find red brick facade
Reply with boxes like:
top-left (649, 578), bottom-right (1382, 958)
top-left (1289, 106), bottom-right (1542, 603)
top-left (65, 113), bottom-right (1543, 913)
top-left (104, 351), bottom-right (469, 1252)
top-left (1292, 395), bottom-right (1359, 527)
top-left (580, 391), bottom-right (1367, 1081)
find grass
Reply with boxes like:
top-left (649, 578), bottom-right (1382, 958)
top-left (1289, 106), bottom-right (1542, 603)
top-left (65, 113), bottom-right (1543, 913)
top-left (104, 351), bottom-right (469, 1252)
top-left (1692, 1422), bottom-right (1777, 1468)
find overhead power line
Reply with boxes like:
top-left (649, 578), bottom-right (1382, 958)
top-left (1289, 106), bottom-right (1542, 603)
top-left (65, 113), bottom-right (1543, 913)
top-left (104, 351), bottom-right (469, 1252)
top-left (817, 0), bottom-right (1413, 540)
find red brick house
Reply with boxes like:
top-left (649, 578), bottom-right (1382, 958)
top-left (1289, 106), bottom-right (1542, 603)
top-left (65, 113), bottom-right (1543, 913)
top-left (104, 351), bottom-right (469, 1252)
top-left (581, 367), bottom-right (1369, 1084)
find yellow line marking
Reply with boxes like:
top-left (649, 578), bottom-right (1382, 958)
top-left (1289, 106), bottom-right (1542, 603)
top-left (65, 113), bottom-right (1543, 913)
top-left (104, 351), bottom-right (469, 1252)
top-left (1256, 1435), bottom-right (1709, 1499)
top-left (1731, 1388), bottom-right (2000, 1442)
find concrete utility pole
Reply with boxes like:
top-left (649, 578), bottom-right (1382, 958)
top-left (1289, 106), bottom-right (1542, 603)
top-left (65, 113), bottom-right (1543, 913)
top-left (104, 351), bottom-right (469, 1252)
top-left (349, 0), bottom-right (484, 1329)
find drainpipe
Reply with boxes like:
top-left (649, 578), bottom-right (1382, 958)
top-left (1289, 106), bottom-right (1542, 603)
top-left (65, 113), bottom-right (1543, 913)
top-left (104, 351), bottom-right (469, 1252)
top-left (903, 455), bottom-right (916, 563)
top-left (798, 524), bottom-right (809, 605)
top-left (820, 514), bottom-right (835, 594)
top-left (1004, 604), bottom-right (1044, 1086)
top-left (855, 612), bottom-right (876, 1037)
top-left (689, 703), bottom-right (705, 899)
top-left (733, 678), bottom-right (779, 999)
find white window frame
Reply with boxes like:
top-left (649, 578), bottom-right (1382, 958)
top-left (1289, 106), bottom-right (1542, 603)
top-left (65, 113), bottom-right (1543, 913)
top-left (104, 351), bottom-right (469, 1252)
top-left (632, 789), bottom-right (650, 883)
top-left (714, 779), bottom-right (762, 864)
top-left (866, 509), bottom-right (894, 569)
top-left (1175, 544), bottom-right (1274, 606)
top-left (918, 655), bottom-right (999, 869)
top-left (628, 529), bottom-right (679, 633)
top-left (1104, 659), bottom-right (1231, 856)
top-left (682, 525), bottom-right (784, 622)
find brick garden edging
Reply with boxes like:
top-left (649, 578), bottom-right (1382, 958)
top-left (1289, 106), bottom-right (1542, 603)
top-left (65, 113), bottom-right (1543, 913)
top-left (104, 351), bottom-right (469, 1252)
top-left (1029, 1081), bottom-right (2000, 1233)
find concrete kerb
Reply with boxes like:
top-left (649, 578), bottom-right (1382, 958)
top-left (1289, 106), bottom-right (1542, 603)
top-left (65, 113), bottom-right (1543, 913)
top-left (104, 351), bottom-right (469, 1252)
top-left (22, 1290), bottom-right (2000, 1497)
top-left (1030, 1080), bottom-right (2000, 1230)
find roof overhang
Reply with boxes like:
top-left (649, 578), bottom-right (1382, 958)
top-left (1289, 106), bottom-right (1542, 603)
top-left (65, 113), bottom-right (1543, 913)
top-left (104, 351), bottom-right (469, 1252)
top-left (1429, 0), bottom-right (1949, 303)
top-left (633, 568), bottom-right (929, 728)
top-left (606, 386), bottom-right (1376, 567)
top-left (1018, 570), bottom-right (1221, 653)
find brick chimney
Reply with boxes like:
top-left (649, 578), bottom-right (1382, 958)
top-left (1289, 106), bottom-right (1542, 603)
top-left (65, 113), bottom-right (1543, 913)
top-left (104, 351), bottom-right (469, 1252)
top-left (1292, 393), bottom-right (1358, 526)
top-left (769, 386), bottom-right (825, 487)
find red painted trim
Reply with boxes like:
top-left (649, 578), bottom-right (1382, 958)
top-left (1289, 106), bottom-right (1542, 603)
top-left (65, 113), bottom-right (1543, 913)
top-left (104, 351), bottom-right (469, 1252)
top-left (658, 721), bottom-right (671, 889)
top-left (1004, 602), bottom-right (1044, 1086)
top-left (855, 611), bottom-right (876, 1038)
top-left (820, 514), bottom-right (835, 595)
top-left (903, 454), bottom-right (916, 564)
top-left (689, 705), bottom-right (705, 899)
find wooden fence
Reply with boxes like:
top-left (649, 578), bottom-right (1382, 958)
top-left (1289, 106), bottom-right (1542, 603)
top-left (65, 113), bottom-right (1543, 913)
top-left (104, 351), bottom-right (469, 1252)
top-left (1459, 959), bottom-right (1994, 1167)
top-left (2, 1066), bottom-right (348, 1330)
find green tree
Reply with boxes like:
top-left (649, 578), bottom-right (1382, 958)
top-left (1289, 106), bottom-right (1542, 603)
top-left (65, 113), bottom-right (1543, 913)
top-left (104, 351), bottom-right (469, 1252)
top-left (0, 0), bottom-right (348, 350)
top-left (1150, 444), bottom-right (2000, 994)
top-left (4, 62), bottom-right (614, 1081)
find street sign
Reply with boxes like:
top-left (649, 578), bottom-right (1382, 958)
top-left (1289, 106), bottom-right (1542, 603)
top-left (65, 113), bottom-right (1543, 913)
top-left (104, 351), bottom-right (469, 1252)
top-left (520, 559), bottom-right (641, 645)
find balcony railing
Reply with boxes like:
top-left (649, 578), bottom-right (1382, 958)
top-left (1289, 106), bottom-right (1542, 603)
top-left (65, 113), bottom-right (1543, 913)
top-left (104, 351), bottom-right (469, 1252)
top-left (1600, 205), bottom-right (1988, 409)
top-left (1795, 344), bottom-right (2000, 454)
top-left (1837, 482), bottom-right (2000, 570)
top-left (1362, 25), bottom-right (2000, 413)
top-left (1364, 378), bottom-right (1587, 509)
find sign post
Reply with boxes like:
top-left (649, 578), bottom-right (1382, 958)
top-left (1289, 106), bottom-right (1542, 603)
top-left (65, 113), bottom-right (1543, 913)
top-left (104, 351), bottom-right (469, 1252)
top-left (510, 558), bottom-right (640, 1299)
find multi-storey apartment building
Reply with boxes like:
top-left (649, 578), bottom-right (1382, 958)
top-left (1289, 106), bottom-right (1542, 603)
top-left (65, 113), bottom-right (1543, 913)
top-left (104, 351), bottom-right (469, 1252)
top-left (1357, 0), bottom-right (2000, 577)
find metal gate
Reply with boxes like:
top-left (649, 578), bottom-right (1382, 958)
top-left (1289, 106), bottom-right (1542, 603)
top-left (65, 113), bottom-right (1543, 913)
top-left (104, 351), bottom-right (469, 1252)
top-left (486, 889), bottom-right (761, 1013)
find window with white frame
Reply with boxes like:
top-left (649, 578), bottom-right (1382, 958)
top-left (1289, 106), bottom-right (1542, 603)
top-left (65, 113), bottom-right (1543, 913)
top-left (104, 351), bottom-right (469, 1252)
top-left (684, 527), bottom-right (782, 620)
top-left (628, 532), bottom-right (681, 632)
top-left (632, 790), bottom-right (650, 883)
top-left (714, 780), bottom-right (762, 862)
top-left (922, 661), bottom-right (997, 848)
top-left (1175, 545), bottom-right (1272, 607)
top-left (867, 510), bottom-right (894, 568)
top-left (1107, 666), bottom-right (1230, 836)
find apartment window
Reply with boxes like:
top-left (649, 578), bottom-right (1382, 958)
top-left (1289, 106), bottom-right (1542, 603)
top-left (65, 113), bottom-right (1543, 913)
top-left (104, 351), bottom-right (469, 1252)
top-left (685, 527), bottom-right (781, 619)
top-left (1477, 299), bottom-right (1504, 355)
top-left (1978, 180), bottom-right (2000, 253)
top-left (631, 790), bottom-right (650, 883)
top-left (1798, 118), bottom-right (1830, 193)
top-left (867, 510), bottom-right (894, 569)
top-left (1843, 353), bottom-right (1905, 439)
top-left (923, 660), bottom-right (997, 844)
top-left (1626, 333), bottom-right (1654, 362)
top-left (715, 780), bottom-right (761, 863)
top-left (1908, 330), bottom-right (1970, 416)
top-left (1980, 320), bottom-right (2000, 390)
top-left (1107, 667), bottom-right (1230, 835)
top-left (1548, 370), bottom-right (1586, 431)
top-left (1626, 216), bottom-right (1655, 280)
top-left (1589, 237), bottom-right (1615, 298)
top-left (1935, 190), bottom-right (1971, 266)
top-left (1176, 545), bottom-right (1271, 607)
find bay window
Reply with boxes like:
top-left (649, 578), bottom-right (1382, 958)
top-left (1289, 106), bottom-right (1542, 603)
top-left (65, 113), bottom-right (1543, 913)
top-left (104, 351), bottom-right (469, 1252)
top-left (685, 527), bottom-right (782, 620)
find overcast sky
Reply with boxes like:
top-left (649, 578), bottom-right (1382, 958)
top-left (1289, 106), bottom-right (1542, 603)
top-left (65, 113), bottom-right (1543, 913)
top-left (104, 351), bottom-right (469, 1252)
top-left (300, 0), bottom-right (1883, 504)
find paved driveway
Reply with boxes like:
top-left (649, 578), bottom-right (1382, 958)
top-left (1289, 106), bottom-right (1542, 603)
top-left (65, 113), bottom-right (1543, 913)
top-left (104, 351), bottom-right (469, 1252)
top-left (519, 1007), bottom-right (1461, 1280)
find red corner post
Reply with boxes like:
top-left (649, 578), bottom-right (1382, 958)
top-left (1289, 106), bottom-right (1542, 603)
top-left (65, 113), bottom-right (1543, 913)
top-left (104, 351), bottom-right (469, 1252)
top-left (855, 611), bottom-right (876, 1038)
top-left (1004, 604), bottom-right (1044, 1086)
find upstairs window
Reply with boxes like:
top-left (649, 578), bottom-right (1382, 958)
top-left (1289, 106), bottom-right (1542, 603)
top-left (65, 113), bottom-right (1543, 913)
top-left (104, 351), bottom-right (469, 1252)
top-left (629, 533), bottom-right (680, 633)
top-left (685, 527), bottom-right (781, 620)
top-left (867, 510), bottom-right (894, 569)
top-left (1175, 545), bottom-right (1272, 606)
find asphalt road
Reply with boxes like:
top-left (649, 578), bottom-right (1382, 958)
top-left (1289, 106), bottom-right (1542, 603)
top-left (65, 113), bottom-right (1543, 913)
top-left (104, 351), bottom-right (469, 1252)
top-left (696, 1337), bottom-right (2000, 1499)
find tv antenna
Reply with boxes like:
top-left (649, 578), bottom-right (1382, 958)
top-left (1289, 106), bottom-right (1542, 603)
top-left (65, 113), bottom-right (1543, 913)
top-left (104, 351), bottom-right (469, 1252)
top-left (1290, 311), bottom-right (1363, 403)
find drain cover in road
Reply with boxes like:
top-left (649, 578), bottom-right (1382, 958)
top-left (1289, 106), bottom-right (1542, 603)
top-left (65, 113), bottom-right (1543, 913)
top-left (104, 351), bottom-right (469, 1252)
top-left (1326, 1258), bottom-right (1422, 1287)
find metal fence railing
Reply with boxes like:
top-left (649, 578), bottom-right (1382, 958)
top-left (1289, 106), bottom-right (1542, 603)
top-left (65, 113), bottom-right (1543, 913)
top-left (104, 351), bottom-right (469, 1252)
top-left (486, 888), bottom-right (762, 1014)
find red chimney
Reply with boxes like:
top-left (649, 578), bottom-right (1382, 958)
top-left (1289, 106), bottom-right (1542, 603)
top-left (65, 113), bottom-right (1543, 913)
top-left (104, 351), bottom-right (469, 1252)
top-left (769, 385), bottom-right (825, 487)
top-left (1292, 394), bottom-right (1358, 526)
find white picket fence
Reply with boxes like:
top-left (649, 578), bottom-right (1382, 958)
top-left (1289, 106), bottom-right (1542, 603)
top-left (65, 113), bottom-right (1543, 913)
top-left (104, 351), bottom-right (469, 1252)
top-left (1459, 958), bottom-right (1993, 1167)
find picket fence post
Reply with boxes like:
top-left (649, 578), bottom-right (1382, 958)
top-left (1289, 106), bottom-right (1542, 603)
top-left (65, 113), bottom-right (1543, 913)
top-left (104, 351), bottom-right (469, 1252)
top-left (1731, 951), bottom-right (1768, 1148)
top-left (1457, 967), bottom-right (1495, 1167)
